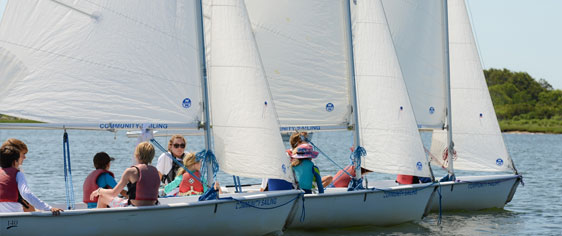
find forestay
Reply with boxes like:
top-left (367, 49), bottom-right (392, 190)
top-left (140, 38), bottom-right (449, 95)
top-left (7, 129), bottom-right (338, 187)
top-left (245, 0), bottom-right (352, 131)
top-left (351, 0), bottom-right (430, 177)
top-left (0, 0), bottom-right (203, 127)
top-left (381, 0), bottom-right (447, 129)
top-left (205, 0), bottom-right (294, 181)
top-left (429, 0), bottom-right (514, 172)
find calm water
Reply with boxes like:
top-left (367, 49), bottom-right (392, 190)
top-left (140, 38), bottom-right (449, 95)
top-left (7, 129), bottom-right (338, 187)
top-left (0, 129), bottom-right (560, 235)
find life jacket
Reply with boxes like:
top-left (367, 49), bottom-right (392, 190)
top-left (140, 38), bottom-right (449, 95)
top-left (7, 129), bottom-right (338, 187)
top-left (179, 171), bottom-right (204, 196)
top-left (396, 174), bottom-right (419, 184)
top-left (332, 165), bottom-right (356, 187)
top-left (83, 169), bottom-right (115, 203)
top-left (161, 153), bottom-right (183, 184)
top-left (128, 164), bottom-right (160, 201)
top-left (0, 167), bottom-right (19, 202)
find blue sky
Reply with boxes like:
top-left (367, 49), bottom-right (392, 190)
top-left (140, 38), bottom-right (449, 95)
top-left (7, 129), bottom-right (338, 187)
top-left (0, 0), bottom-right (560, 89)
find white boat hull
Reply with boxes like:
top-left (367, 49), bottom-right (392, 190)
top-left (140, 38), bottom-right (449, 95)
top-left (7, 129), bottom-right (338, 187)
top-left (285, 183), bottom-right (436, 229)
top-left (0, 190), bottom-right (301, 236)
top-left (430, 174), bottom-right (521, 211)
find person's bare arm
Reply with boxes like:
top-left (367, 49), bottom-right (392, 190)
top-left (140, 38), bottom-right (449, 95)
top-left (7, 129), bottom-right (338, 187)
top-left (91, 167), bottom-right (135, 200)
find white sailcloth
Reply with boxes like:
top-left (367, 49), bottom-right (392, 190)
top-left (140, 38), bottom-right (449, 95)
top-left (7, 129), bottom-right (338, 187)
top-left (244, 0), bottom-right (352, 130)
top-left (352, 0), bottom-right (430, 177)
top-left (206, 0), bottom-right (293, 181)
top-left (0, 0), bottom-right (203, 125)
top-left (381, 0), bottom-right (447, 129)
top-left (430, 0), bottom-right (514, 172)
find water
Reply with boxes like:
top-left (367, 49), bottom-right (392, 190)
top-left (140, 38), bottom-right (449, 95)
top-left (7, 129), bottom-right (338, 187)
top-left (0, 129), bottom-right (560, 235)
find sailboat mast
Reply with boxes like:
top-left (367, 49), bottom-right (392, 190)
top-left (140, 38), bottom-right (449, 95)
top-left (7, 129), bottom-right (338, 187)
top-left (442, 0), bottom-right (455, 177)
top-left (344, 0), bottom-right (362, 180)
top-left (196, 0), bottom-right (214, 187)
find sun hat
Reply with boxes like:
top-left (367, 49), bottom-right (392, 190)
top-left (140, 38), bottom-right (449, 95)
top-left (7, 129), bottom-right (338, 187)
top-left (291, 143), bottom-right (319, 159)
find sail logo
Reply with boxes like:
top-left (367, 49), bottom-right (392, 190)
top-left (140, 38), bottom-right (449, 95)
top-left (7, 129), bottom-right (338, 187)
top-left (416, 162), bottom-right (423, 171)
top-left (282, 164), bottom-right (287, 174)
top-left (496, 158), bottom-right (504, 166)
top-left (326, 103), bottom-right (334, 112)
top-left (182, 98), bottom-right (191, 108)
top-left (429, 106), bottom-right (435, 114)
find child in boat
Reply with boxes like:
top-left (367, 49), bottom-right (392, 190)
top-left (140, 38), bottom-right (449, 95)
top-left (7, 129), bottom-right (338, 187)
top-left (0, 140), bottom-right (63, 215)
top-left (289, 132), bottom-right (333, 188)
top-left (163, 153), bottom-right (204, 196)
top-left (291, 143), bottom-right (324, 194)
top-left (91, 142), bottom-right (160, 207)
top-left (331, 165), bottom-right (372, 187)
top-left (83, 152), bottom-right (128, 208)
top-left (157, 134), bottom-right (188, 184)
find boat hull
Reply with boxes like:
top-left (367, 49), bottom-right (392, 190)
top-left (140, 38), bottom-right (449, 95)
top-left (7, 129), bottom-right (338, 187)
top-left (0, 190), bottom-right (301, 236)
top-left (430, 174), bottom-right (521, 211)
top-left (285, 183), bottom-right (436, 229)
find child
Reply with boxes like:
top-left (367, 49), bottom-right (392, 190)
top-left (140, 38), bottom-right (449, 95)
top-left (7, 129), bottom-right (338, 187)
top-left (331, 165), bottom-right (372, 187)
top-left (163, 153), bottom-right (204, 196)
top-left (291, 143), bottom-right (324, 194)
top-left (91, 142), bottom-right (160, 207)
top-left (83, 152), bottom-right (127, 208)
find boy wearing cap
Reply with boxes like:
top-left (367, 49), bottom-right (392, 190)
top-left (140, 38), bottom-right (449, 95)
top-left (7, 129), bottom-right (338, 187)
top-left (83, 152), bottom-right (126, 208)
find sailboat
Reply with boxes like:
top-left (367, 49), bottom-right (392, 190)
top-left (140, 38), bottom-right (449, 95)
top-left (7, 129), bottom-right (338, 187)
top-left (245, 0), bottom-right (436, 228)
top-left (0, 0), bottom-right (300, 235)
top-left (382, 0), bottom-right (521, 211)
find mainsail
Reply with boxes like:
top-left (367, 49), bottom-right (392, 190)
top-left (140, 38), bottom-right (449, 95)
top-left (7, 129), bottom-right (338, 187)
top-left (430, 0), bottom-right (514, 172)
top-left (381, 0), bottom-right (448, 129)
top-left (205, 0), bottom-right (293, 181)
top-left (0, 0), bottom-right (203, 126)
top-left (352, 0), bottom-right (430, 177)
top-left (383, 0), bottom-right (514, 173)
top-left (245, 0), bottom-right (352, 131)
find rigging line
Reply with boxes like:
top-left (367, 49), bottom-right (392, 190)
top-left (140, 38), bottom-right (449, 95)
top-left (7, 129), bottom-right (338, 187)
top-left (81, 0), bottom-right (197, 51)
top-left (50, 0), bottom-right (96, 19)
top-left (466, 0), bottom-right (486, 69)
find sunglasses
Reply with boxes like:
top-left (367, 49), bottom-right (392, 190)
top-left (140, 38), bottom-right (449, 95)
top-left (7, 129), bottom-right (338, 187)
top-left (173, 143), bottom-right (186, 148)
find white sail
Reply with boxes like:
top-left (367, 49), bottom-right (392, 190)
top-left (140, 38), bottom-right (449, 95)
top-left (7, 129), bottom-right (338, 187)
top-left (0, 0), bottom-right (203, 125)
top-left (430, 0), bottom-right (514, 172)
top-left (352, 0), bottom-right (430, 177)
top-left (381, 0), bottom-right (447, 129)
top-left (206, 0), bottom-right (293, 181)
top-left (244, 0), bottom-right (352, 130)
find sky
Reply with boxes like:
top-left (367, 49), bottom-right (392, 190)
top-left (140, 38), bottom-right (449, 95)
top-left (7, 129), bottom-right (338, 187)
top-left (0, 0), bottom-right (560, 89)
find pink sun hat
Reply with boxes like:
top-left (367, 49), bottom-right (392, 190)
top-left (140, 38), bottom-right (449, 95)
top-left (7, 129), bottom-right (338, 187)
top-left (291, 143), bottom-right (319, 159)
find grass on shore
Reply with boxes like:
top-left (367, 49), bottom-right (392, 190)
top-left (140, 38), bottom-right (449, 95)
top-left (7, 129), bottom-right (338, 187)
top-left (0, 115), bottom-right (41, 123)
top-left (499, 119), bottom-right (562, 134)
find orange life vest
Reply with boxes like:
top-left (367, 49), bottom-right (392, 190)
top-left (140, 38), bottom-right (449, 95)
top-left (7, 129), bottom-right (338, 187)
top-left (396, 175), bottom-right (414, 184)
top-left (83, 169), bottom-right (115, 203)
top-left (332, 165), bottom-right (356, 187)
top-left (0, 167), bottom-right (19, 202)
top-left (179, 171), bottom-right (203, 195)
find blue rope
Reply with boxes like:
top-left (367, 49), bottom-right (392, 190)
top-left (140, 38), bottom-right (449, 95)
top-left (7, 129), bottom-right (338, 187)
top-left (437, 182), bottom-right (442, 225)
top-left (347, 146), bottom-right (366, 191)
top-left (300, 193), bottom-right (306, 222)
top-left (305, 140), bottom-right (353, 178)
top-left (196, 149), bottom-right (219, 186)
top-left (62, 132), bottom-right (75, 210)
top-left (150, 139), bottom-right (203, 184)
top-left (236, 176), bottom-right (242, 192)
